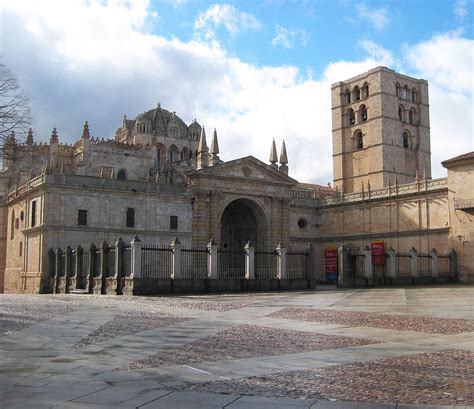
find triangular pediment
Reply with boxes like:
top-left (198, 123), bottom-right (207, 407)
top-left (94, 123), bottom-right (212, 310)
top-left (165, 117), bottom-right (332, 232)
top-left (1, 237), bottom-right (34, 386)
top-left (186, 156), bottom-right (298, 186)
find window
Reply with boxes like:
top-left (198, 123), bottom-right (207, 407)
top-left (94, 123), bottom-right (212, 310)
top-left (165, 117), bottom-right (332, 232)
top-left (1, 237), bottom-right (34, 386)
top-left (170, 215), bottom-right (178, 230)
top-left (297, 218), bottom-right (308, 229)
top-left (398, 105), bottom-right (404, 121)
top-left (168, 147), bottom-right (175, 162)
top-left (396, 83), bottom-right (401, 97)
top-left (10, 210), bottom-right (14, 240)
top-left (156, 147), bottom-right (162, 168)
top-left (19, 242), bottom-right (22, 257)
top-left (20, 211), bottom-right (24, 222)
top-left (354, 131), bottom-right (363, 150)
top-left (348, 108), bottom-right (355, 125)
top-left (344, 89), bottom-right (351, 104)
top-left (403, 131), bottom-right (410, 149)
top-left (359, 105), bottom-right (367, 122)
top-left (181, 147), bottom-right (188, 160)
top-left (412, 88), bottom-right (417, 103)
top-left (126, 208), bottom-right (135, 228)
top-left (117, 169), bottom-right (127, 180)
top-left (362, 82), bottom-right (369, 99)
top-left (78, 210), bottom-right (88, 226)
top-left (31, 200), bottom-right (37, 227)
top-left (353, 86), bottom-right (360, 101)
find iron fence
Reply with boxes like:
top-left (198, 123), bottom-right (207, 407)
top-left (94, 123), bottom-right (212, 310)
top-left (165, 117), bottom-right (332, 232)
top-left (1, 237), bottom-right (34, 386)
top-left (77, 251), bottom-right (89, 289)
top-left (106, 247), bottom-right (116, 277)
top-left (182, 248), bottom-right (208, 279)
top-left (141, 245), bottom-right (173, 278)
top-left (438, 255), bottom-right (451, 277)
top-left (287, 252), bottom-right (307, 279)
top-left (396, 254), bottom-right (412, 277)
top-left (255, 250), bottom-right (277, 279)
top-left (217, 250), bottom-right (245, 278)
top-left (124, 246), bottom-right (132, 277)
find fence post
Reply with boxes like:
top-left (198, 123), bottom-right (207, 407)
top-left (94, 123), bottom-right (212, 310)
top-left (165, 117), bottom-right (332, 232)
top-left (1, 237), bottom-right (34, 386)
top-left (46, 249), bottom-right (55, 293)
top-left (337, 245), bottom-right (348, 287)
top-left (449, 249), bottom-right (458, 282)
top-left (96, 240), bottom-right (108, 295)
top-left (410, 247), bottom-right (418, 280)
top-left (244, 241), bottom-right (255, 280)
top-left (207, 239), bottom-right (218, 279)
top-left (430, 248), bottom-right (438, 281)
top-left (387, 247), bottom-right (396, 278)
top-left (363, 245), bottom-right (372, 279)
top-left (54, 248), bottom-right (63, 293)
top-left (70, 244), bottom-right (83, 292)
top-left (130, 236), bottom-right (142, 279)
top-left (87, 242), bottom-right (96, 294)
top-left (306, 243), bottom-right (315, 281)
top-left (64, 246), bottom-right (72, 294)
top-left (276, 243), bottom-right (287, 280)
top-left (171, 238), bottom-right (182, 280)
top-left (113, 237), bottom-right (125, 295)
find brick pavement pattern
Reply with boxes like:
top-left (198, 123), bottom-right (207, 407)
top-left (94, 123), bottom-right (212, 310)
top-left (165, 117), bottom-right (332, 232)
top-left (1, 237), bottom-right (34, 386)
top-left (0, 286), bottom-right (473, 409)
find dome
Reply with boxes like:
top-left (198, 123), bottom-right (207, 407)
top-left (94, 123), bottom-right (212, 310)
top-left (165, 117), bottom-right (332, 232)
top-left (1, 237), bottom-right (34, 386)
top-left (134, 104), bottom-right (188, 139)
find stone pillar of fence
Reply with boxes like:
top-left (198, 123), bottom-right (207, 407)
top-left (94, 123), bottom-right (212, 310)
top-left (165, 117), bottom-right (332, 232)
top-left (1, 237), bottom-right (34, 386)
top-left (409, 247), bottom-right (418, 278)
top-left (276, 243), bottom-right (287, 280)
top-left (337, 245), bottom-right (348, 287)
top-left (125, 236), bottom-right (142, 296)
top-left (449, 249), bottom-right (458, 282)
top-left (207, 239), bottom-right (218, 279)
top-left (244, 241), bottom-right (255, 280)
top-left (430, 248), bottom-right (438, 279)
top-left (363, 245), bottom-right (373, 279)
top-left (94, 241), bottom-right (108, 295)
top-left (69, 245), bottom-right (83, 292)
top-left (64, 246), bottom-right (72, 294)
top-left (43, 249), bottom-right (55, 294)
top-left (171, 238), bottom-right (182, 280)
top-left (109, 237), bottom-right (125, 295)
top-left (87, 243), bottom-right (96, 294)
top-left (54, 248), bottom-right (63, 294)
top-left (386, 247), bottom-right (397, 278)
top-left (306, 243), bottom-right (315, 281)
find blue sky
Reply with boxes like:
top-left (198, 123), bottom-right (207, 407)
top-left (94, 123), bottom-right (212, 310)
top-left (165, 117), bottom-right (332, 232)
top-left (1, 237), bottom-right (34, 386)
top-left (1, 0), bottom-right (473, 184)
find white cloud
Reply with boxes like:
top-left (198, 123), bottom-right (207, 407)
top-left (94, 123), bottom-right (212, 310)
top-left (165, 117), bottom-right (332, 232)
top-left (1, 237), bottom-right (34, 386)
top-left (355, 3), bottom-right (389, 30)
top-left (1, 0), bottom-right (472, 186)
top-left (271, 24), bottom-right (309, 49)
top-left (194, 4), bottom-right (261, 40)
top-left (454, 0), bottom-right (469, 23)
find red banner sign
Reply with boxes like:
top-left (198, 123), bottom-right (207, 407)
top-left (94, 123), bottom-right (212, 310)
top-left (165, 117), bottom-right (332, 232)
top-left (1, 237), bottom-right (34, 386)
top-left (324, 249), bottom-right (338, 282)
top-left (372, 240), bottom-right (385, 265)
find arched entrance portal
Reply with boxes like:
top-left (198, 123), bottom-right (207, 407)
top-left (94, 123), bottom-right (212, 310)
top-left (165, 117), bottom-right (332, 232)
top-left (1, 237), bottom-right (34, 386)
top-left (220, 199), bottom-right (267, 250)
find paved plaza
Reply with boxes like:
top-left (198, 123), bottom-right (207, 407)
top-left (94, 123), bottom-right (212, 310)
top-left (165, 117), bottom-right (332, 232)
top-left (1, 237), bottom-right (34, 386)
top-left (0, 286), bottom-right (473, 408)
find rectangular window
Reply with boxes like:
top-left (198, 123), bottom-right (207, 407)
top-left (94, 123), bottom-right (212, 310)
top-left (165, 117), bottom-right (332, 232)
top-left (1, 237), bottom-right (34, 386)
top-left (31, 200), bottom-right (37, 227)
top-left (170, 215), bottom-right (178, 230)
top-left (19, 242), bottom-right (23, 257)
top-left (126, 208), bottom-right (135, 228)
top-left (78, 210), bottom-right (88, 226)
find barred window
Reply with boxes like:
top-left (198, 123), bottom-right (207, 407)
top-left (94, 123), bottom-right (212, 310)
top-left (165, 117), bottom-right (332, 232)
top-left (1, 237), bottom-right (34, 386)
top-left (126, 208), bottom-right (135, 228)
top-left (170, 215), bottom-right (178, 230)
top-left (78, 210), bottom-right (88, 226)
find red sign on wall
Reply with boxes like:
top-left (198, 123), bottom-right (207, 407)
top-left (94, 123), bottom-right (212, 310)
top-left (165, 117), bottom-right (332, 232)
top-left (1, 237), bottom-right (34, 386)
top-left (372, 240), bottom-right (385, 266)
top-left (324, 248), bottom-right (338, 282)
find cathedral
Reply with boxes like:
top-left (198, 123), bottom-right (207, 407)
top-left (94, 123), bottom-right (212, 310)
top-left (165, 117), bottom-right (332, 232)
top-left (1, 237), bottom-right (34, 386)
top-left (0, 66), bottom-right (472, 293)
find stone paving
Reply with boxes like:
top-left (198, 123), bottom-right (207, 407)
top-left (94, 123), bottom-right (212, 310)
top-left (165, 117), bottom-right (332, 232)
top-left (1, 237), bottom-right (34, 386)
top-left (0, 286), bottom-right (473, 409)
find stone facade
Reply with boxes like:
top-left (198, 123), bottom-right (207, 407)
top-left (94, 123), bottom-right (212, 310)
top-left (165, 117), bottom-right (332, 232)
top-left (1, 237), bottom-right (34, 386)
top-left (0, 66), bottom-right (472, 293)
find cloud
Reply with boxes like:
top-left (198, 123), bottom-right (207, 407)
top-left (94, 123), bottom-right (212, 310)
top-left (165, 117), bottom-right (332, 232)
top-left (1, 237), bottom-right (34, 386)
top-left (454, 0), bottom-right (469, 23)
top-left (194, 4), bottom-right (261, 40)
top-left (271, 24), bottom-right (309, 48)
top-left (1, 0), bottom-right (472, 186)
top-left (355, 3), bottom-right (389, 30)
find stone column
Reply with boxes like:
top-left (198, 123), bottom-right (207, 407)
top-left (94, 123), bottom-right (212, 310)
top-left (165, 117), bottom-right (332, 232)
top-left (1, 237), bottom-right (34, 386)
top-left (244, 241), bottom-right (255, 280)
top-left (207, 239), bottom-right (218, 279)
top-left (94, 240), bottom-right (108, 295)
top-left (276, 243), bottom-right (287, 280)
top-left (337, 245), bottom-right (348, 287)
top-left (409, 247), bottom-right (418, 278)
top-left (430, 248), bottom-right (438, 279)
top-left (54, 247), bottom-right (63, 294)
top-left (363, 245), bottom-right (373, 279)
top-left (171, 238), bottom-right (182, 280)
top-left (112, 237), bottom-right (125, 295)
top-left (70, 245), bottom-right (83, 292)
top-left (386, 247), bottom-right (397, 278)
top-left (130, 236), bottom-right (142, 278)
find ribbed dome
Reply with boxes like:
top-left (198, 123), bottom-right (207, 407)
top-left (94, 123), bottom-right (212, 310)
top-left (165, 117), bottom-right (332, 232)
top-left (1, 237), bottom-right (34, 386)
top-left (135, 105), bottom-right (188, 139)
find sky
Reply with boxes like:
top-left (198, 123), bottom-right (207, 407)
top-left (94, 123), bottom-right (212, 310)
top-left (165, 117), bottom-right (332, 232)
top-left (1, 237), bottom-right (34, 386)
top-left (1, 0), bottom-right (473, 185)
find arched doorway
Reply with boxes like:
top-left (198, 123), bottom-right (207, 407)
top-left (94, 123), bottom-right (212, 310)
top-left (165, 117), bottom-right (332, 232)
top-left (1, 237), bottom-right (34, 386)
top-left (220, 199), bottom-right (267, 250)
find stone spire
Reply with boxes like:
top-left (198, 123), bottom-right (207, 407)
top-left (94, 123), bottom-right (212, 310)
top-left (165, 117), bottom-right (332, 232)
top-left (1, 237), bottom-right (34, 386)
top-left (210, 128), bottom-right (220, 166)
top-left (269, 139), bottom-right (278, 169)
top-left (278, 139), bottom-right (288, 175)
top-left (82, 121), bottom-right (91, 139)
top-left (26, 128), bottom-right (34, 146)
top-left (6, 131), bottom-right (16, 145)
top-left (50, 128), bottom-right (59, 144)
top-left (197, 126), bottom-right (209, 169)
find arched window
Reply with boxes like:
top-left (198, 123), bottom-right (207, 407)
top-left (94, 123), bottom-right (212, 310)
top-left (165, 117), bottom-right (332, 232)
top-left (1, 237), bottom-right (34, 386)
top-left (412, 88), bottom-right (417, 103)
top-left (403, 131), bottom-right (411, 149)
top-left (362, 82), bottom-right (369, 99)
top-left (344, 89), bottom-right (351, 104)
top-left (117, 169), bottom-right (127, 180)
top-left (354, 130), bottom-right (363, 150)
top-left (396, 83), bottom-right (401, 97)
top-left (156, 147), bottom-right (162, 168)
top-left (409, 109), bottom-right (414, 125)
top-left (10, 210), bottom-right (15, 240)
top-left (398, 105), bottom-right (404, 122)
top-left (181, 147), bottom-right (188, 160)
top-left (353, 86), bottom-right (360, 101)
top-left (348, 108), bottom-right (355, 125)
top-left (168, 147), bottom-right (175, 162)
top-left (402, 85), bottom-right (409, 100)
top-left (359, 105), bottom-right (368, 122)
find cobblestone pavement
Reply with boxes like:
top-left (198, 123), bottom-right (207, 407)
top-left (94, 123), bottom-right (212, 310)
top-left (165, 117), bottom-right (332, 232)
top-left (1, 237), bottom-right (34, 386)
top-left (0, 286), bottom-right (473, 409)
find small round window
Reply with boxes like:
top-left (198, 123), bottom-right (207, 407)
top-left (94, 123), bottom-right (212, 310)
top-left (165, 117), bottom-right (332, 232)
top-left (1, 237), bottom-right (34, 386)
top-left (298, 218), bottom-right (308, 229)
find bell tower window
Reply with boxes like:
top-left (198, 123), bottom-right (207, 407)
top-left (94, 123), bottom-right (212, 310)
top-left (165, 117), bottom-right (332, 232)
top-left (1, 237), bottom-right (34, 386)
top-left (354, 130), bottom-right (363, 150)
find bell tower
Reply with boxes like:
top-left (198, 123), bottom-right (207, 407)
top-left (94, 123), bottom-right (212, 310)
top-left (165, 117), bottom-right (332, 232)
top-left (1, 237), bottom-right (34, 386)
top-left (331, 66), bottom-right (431, 193)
